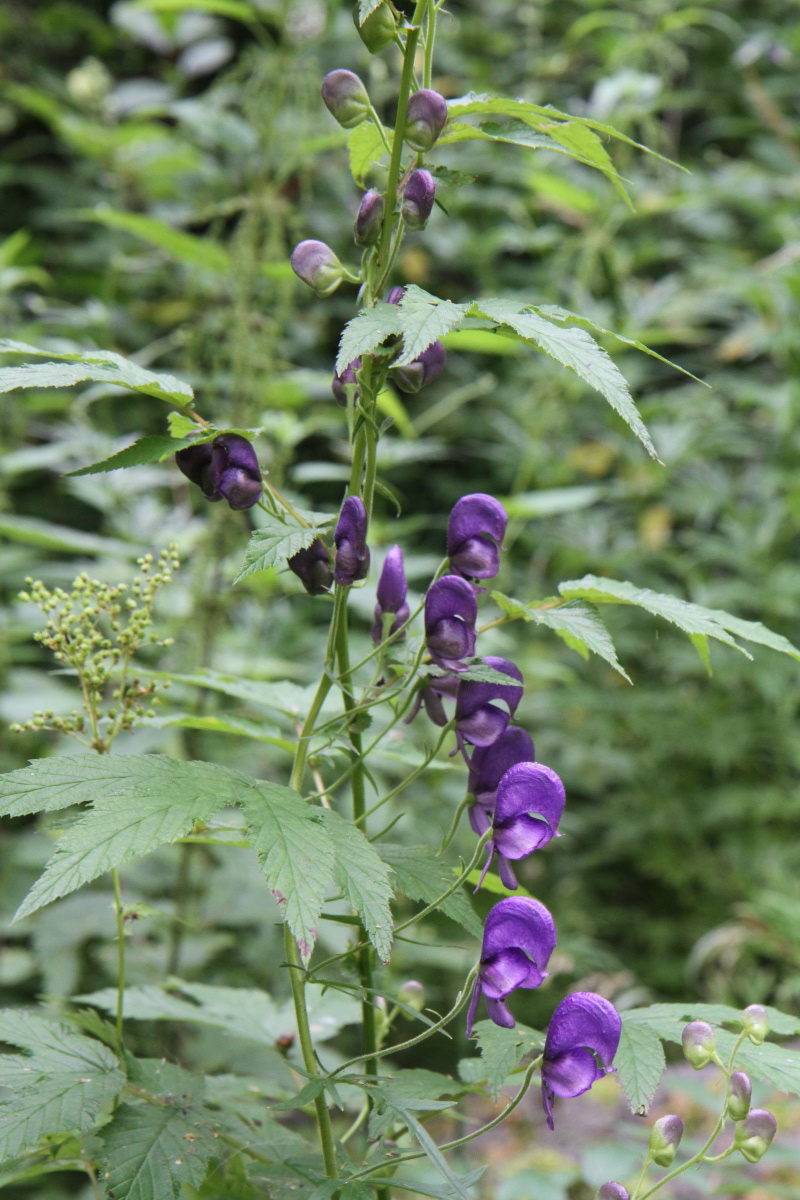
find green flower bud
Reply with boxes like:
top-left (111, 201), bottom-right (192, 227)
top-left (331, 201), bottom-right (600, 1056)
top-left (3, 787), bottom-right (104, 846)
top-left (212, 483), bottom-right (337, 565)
top-left (733, 1109), bottom-right (777, 1163)
top-left (321, 69), bottom-right (370, 129)
top-left (682, 1020), bottom-right (716, 1069)
top-left (742, 1004), bottom-right (769, 1045)
top-left (398, 980), bottom-right (425, 1011)
top-left (726, 1070), bottom-right (752, 1121)
top-left (354, 2), bottom-right (397, 53)
top-left (649, 1114), bottom-right (683, 1167)
top-left (290, 240), bottom-right (345, 297)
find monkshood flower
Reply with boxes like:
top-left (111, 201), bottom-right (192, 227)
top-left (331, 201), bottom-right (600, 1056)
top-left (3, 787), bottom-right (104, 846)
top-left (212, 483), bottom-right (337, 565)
top-left (733, 1109), bottom-right (777, 1162)
top-left (392, 340), bottom-right (446, 393)
top-left (354, 190), bottom-right (384, 246)
top-left (466, 896), bottom-right (556, 1036)
top-left (334, 496), bottom-right (370, 586)
top-left (468, 726), bottom-right (536, 836)
top-left (387, 285), bottom-right (405, 305)
top-left (448, 493), bottom-right (508, 583)
top-left (176, 434), bottom-right (262, 510)
top-left (478, 761), bottom-right (565, 891)
top-left (405, 87), bottom-right (448, 151)
top-left (649, 1114), bottom-right (684, 1167)
top-left (406, 673), bottom-right (460, 727)
top-left (290, 239), bottom-right (345, 297)
top-left (321, 69), bottom-right (370, 128)
top-left (332, 358), bottom-right (360, 406)
top-left (372, 545), bottom-right (410, 643)
top-left (596, 1185), bottom-right (629, 1200)
top-left (541, 991), bottom-right (622, 1130)
top-left (401, 169), bottom-right (436, 231)
top-left (742, 1003), bottom-right (769, 1044)
top-left (727, 1070), bottom-right (752, 1121)
top-left (288, 539), bottom-right (332, 595)
top-left (455, 656), bottom-right (523, 749)
top-left (424, 575), bottom-right (477, 671)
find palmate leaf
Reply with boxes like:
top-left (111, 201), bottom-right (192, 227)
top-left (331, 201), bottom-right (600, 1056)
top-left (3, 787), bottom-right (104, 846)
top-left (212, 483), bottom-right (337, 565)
top-left (336, 303), bottom-right (402, 375)
top-left (0, 1010), bottom-right (124, 1162)
top-left (491, 592), bottom-right (630, 680)
top-left (378, 844), bottom-right (482, 938)
top-left (615, 1019), bottom-right (665, 1115)
top-left (321, 810), bottom-right (394, 962)
top-left (368, 1070), bottom-right (462, 1139)
top-left (234, 515), bottom-right (333, 584)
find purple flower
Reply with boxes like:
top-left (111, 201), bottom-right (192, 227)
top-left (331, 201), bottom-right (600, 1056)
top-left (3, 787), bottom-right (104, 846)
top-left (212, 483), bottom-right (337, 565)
top-left (392, 340), bottom-right (445, 393)
top-left (597, 1186), bottom-right (630, 1200)
top-left (387, 285), bottom-right (405, 305)
top-left (321, 69), bottom-right (370, 128)
top-left (372, 545), bottom-right (410, 643)
top-left (406, 673), bottom-right (460, 727)
top-left (455, 656), bottom-right (523, 749)
top-left (332, 358), bottom-right (361, 406)
top-left (733, 1109), bottom-right (777, 1162)
top-left (468, 726), bottom-right (536, 836)
top-left (176, 434), bottom-right (262, 510)
top-left (288, 539), bottom-right (332, 595)
top-left (405, 88), bottom-right (448, 151)
top-left (424, 576), bottom-right (477, 672)
top-left (448, 493), bottom-right (508, 582)
top-left (334, 496), bottom-right (370, 586)
top-left (466, 896), bottom-right (556, 1036)
top-left (541, 992), bottom-right (622, 1130)
top-left (290, 239), bottom-right (345, 297)
top-left (354, 190), bottom-right (384, 246)
top-left (478, 762), bottom-right (565, 891)
top-left (401, 169), bottom-right (436, 231)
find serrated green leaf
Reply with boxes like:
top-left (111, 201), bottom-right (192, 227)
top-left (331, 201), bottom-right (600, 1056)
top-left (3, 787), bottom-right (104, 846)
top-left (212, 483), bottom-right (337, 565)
top-left (357, 0), bottom-right (384, 22)
top-left (168, 411), bottom-right (200, 437)
top-left (234, 517), bottom-right (326, 584)
top-left (348, 121), bottom-right (390, 184)
top-left (418, 662), bottom-right (522, 685)
top-left (100, 1100), bottom-right (219, 1200)
top-left (616, 1018), bottom-right (665, 1115)
top-left (378, 844), bottom-right (482, 938)
top-left (0, 340), bottom-right (194, 408)
top-left (320, 810), bottom-right (393, 962)
top-left (336, 304), bottom-right (402, 375)
top-left (491, 593), bottom-right (630, 680)
top-left (469, 1019), bottom-right (541, 1102)
top-left (394, 287), bottom-right (472, 367)
top-left (146, 670), bottom-right (321, 718)
top-left (76, 207), bottom-right (232, 272)
top-left (69, 434), bottom-right (205, 476)
top-left (368, 1070), bottom-right (461, 1139)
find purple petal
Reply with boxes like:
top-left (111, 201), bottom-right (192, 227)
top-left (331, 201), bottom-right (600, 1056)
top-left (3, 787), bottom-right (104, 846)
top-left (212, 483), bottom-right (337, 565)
top-left (542, 1046), bottom-right (603, 1099)
top-left (468, 800), bottom-right (492, 837)
top-left (486, 996), bottom-right (516, 1029)
top-left (481, 896), bottom-right (556, 985)
top-left (466, 978), bottom-right (481, 1038)
top-left (493, 814), bottom-right (554, 859)
top-left (425, 575), bottom-right (478, 631)
top-left (479, 946), bottom-right (533, 999)
top-left (376, 545), bottom-right (407, 612)
top-left (468, 727), bottom-right (536, 804)
top-left (449, 536), bottom-right (501, 580)
top-left (497, 855), bottom-right (519, 890)
top-left (456, 703), bottom-right (510, 747)
top-left (494, 762), bottom-right (565, 831)
top-left (455, 657), bottom-right (523, 721)
top-left (219, 467), bottom-right (263, 510)
top-left (427, 617), bottom-right (476, 671)
top-left (213, 433), bottom-right (259, 474)
top-left (175, 442), bottom-right (213, 489)
top-left (448, 494), bottom-right (508, 556)
top-left (543, 992), bottom-right (622, 1071)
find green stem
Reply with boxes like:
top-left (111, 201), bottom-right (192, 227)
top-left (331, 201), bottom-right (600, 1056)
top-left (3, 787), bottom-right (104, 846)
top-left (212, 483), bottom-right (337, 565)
top-left (112, 867), bottom-right (125, 1040)
top-left (423, 0), bottom-right (436, 89)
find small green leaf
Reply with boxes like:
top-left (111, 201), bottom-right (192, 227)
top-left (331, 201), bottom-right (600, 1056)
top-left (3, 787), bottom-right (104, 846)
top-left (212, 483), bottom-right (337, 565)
top-left (234, 516), bottom-right (330, 584)
top-left (616, 1018), bottom-right (666, 1115)
top-left (394, 287), bottom-right (472, 366)
top-left (69, 434), bottom-right (205, 476)
top-left (491, 593), bottom-right (630, 680)
top-left (336, 304), bottom-right (402, 375)
top-left (321, 810), bottom-right (394, 962)
top-left (469, 1019), bottom-right (541, 1102)
top-left (348, 122), bottom-right (390, 184)
top-left (378, 844), bottom-right (482, 938)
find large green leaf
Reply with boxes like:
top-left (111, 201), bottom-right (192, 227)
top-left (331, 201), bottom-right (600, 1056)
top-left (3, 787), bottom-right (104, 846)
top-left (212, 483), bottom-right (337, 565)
top-left (100, 1100), bottom-right (219, 1200)
top-left (378, 844), bottom-right (482, 939)
top-left (491, 593), bottom-right (629, 680)
top-left (321, 810), bottom-right (394, 962)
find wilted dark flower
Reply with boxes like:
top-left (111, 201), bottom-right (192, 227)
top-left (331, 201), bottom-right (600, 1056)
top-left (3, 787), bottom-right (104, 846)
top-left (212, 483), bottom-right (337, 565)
top-left (321, 68), bottom-right (370, 128)
top-left (448, 493), bottom-right (508, 582)
top-left (354, 190), bottom-right (384, 246)
top-left (392, 340), bottom-right (446, 393)
top-left (455, 656), bottom-right (523, 749)
top-left (288, 539), bottom-right (332, 595)
top-left (468, 726), bottom-right (536, 836)
top-left (478, 761), bottom-right (565, 891)
top-left (541, 992), bottom-right (622, 1130)
top-left (424, 575), bottom-right (477, 672)
top-left (596, 1185), bottom-right (630, 1200)
top-left (733, 1109), bottom-right (777, 1162)
top-left (176, 434), bottom-right (262, 510)
top-left (682, 1020), bottom-right (716, 1069)
top-left (401, 169), bottom-right (436, 231)
top-left (354, 1), bottom-right (397, 52)
top-left (372, 545), bottom-right (410, 643)
top-left (727, 1070), bottom-right (752, 1121)
top-left (332, 358), bottom-right (361, 406)
top-left (649, 1114), bottom-right (684, 1167)
top-left (466, 896), bottom-right (556, 1036)
top-left (405, 88), bottom-right (448, 151)
top-left (290, 239), bottom-right (345, 297)
top-left (334, 496), bottom-right (370, 586)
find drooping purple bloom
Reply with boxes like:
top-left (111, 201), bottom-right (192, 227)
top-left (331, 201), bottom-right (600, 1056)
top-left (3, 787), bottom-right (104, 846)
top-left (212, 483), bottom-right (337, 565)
top-left (321, 69), bottom-right (370, 128)
top-left (405, 88), bottom-right (448, 151)
top-left (478, 761), bottom-right (565, 891)
top-left (392, 340), bottom-right (446, 393)
top-left (290, 239), bottom-right (345, 297)
top-left (468, 726), bottom-right (536, 836)
top-left (448, 493), bottom-right (508, 582)
top-left (176, 434), bottom-right (262, 510)
top-left (372, 545), bottom-right (410, 643)
top-left (288, 539), bottom-right (332, 595)
top-left (424, 575), bottom-right (477, 672)
top-left (332, 358), bottom-right (361, 406)
top-left (455, 656), bottom-right (523, 750)
top-left (401, 169), bottom-right (436, 231)
top-left (406, 673), bottom-right (460, 727)
top-left (466, 896), bottom-right (556, 1036)
top-left (354, 190), bottom-right (384, 246)
top-left (541, 992), bottom-right (622, 1130)
top-left (334, 497), bottom-right (370, 586)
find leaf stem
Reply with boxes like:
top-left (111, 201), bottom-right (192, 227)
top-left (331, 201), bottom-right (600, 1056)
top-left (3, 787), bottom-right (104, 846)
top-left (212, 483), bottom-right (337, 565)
top-left (112, 867), bottom-right (125, 1040)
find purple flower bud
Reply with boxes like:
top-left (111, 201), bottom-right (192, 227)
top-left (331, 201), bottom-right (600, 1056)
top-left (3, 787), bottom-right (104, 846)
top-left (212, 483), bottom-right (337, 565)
top-left (392, 340), bottom-right (446, 393)
top-left (401, 169), bottom-right (436, 231)
top-left (466, 896), bottom-right (556, 1036)
top-left (288, 538), bottom-right (332, 595)
top-left (334, 496), bottom-right (370, 586)
top-left (354, 2), bottom-right (397, 53)
top-left (176, 435), bottom-right (262, 510)
top-left (541, 992), bottom-right (621, 1130)
top-left (727, 1070), bottom-right (752, 1121)
top-left (734, 1109), bottom-right (777, 1163)
top-left (332, 358), bottom-right (361, 406)
top-left (405, 87), bottom-right (448, 152)
top-left (468, 726), bottom-right (536, 836)
top-left (448, 493), bottom-right (508, 582)
top-left (742, 1003), bottom-right (769, 1044)
top-left (354, 190), bottom-right (385, 246)
top-left (478, 761), bottom-right (565, 891)
top-left (386, 285), bottom-right (405, 305)
top-left (321, 68), bottom-right (370, 129)
top-left (596, 1185), bottom-right (630, 1200)
top-left (424, 575), bottom-right (477, 672)
top-left (455, 657), bottom-right (523, 749)
top-left (681, 1020), bottom-right (716, 1069)
top-left (649, 1114), bottom-right (683, 1167)
top-left (372, 545), bottom-right (410, 643)
top-left (291, 239), bottom-right (345, 297)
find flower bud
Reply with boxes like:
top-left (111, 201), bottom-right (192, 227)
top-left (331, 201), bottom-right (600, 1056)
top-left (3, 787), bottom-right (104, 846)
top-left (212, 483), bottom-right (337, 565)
top-left (596, 1186), bottom-right (630, 1200)
top-left (733, 1109), bottom-right (777, 1163)
top-left (397, 980), bottom-right (425, 1011)
top-left (742, 1003), bottom-right (769, 1044)
top-left (400, 169), bottom-right (436, 231)
top-left (386, 285), bottom-right (405, 305)
top-left (391, 340), bottom-right (445, 393)
top-left (681, 1020), bottom-right (716, 1069)
top-left (354, 189), bottom-right (384, 246)
top-left (288, 539), bottom-right (332, 595)
top-left (354, 2), bottom-right (397, 53)
top-left (649, 1114), bottom-right (683, 1168)
top-left (334, 496), bottom-right (370, 586)
top-left (405, 88), bottom-right (448, 152)
top-left (332, 358), bottom-right (361, 406)
top-left (290, 239), bottom-right (345, 297)
top-left (321, 68), bottom-right (370, 128)
top-left (726, 1070), bottom-right (752, 1121)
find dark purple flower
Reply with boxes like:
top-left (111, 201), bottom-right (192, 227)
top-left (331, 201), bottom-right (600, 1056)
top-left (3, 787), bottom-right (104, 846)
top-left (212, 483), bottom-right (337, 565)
top-left (332, 358), bottom-right (361, 406)
top-left (176, 434), bottom-right (262, 510)
top-left (401, 169), bottom-right (436, 231)
top-left (405, 88), bottom-right (448, 151)
top-left (392, 340), bottom-right (446, 393)
top-left (455, 656), bottom-right (523, 750)
top-left (424, 575), bottom-right (477, 672)
top-left (354, 190), bottom-right (384, 246)
top-left (448, 493), bottom-right (508, 582)
top-left (468, 726), bottom-right (536, 837)
top-left (478, 761), bottom-right (565, 891)
top-left (466, 896), bottom-right (556, 1036)
top-left (372, 545), bottom-right (410, 643)
top-left (290, 239), bottom-right (345, 297)
top-left (288, 539), bottom-right (332, 595)
top-left (541, 992), bottom-right (622, 1130)
top-left (334, 496), bottom-right (370, 586)
top-left (406, 673), bottom-right (460, 727)
top-left (386, 285), bottom-right (405, 305)
top-left (321, 69), bottom-right (370, 128)
top-left (354, 2), bottom-right (397, 53)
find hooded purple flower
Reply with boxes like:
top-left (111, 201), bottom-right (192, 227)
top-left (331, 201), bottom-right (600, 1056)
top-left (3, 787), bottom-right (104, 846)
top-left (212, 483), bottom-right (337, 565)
top-left (468, 726), bottom-right (536, 836)
top-left (334, 497), bottom-right (370, 586)
top-left (321, 69), bottom-right (370, 128)
top-left (455, 656), bottom-right (523, 750)
top-left (448, 493), bottom-right (508, 583)
top-left (392, 340), bottom-right (446, 393)
top-left (288, 538), bottom-right (332, 595)
top-left (424, 575), bottom-right (478, 672)
top-left (466, 897), bottom-right (556, 1036)
top-left (478, 762), bottom-right (565, 891)
top-left (405, 88), bottom-right (448, 151)
top-left (401, 169), bottom-right (436, 231)
top-left (176, 434), bottom-right (262, 510)
top-left (354, 190), bottom-right (384, 246)
top-left (406, 673), bottom-right (460, 728)
top-left (372, 545), bottom-right (410, 643)
top-left (541, 992), bottom-right (622, 1130)
top-left (332, 358), bottom-right (361, 406)
top-left (290, 239), bottom-right (345, 297)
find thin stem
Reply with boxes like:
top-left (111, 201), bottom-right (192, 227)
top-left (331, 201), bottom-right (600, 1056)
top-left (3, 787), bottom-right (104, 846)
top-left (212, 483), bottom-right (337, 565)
top-left (112, 867), bottom-right (125, 1040)
top-left (359, 722), bottom-right (455, 825)
top-left (423, 0), bottom-right (436, 89)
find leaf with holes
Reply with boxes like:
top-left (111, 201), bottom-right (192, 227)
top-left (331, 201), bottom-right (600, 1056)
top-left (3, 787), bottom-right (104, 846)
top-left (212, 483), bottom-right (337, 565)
top-left (99, 1099), bottom-right (219, 1200)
